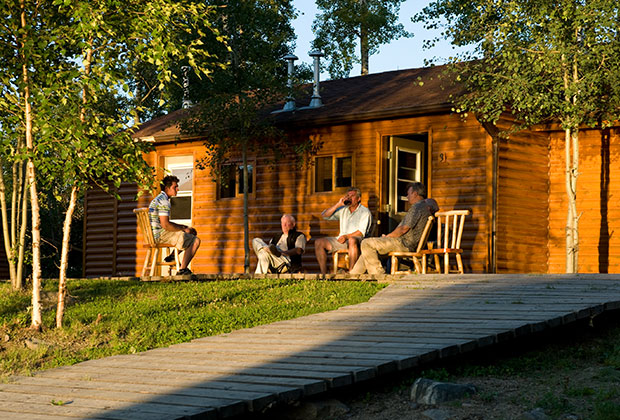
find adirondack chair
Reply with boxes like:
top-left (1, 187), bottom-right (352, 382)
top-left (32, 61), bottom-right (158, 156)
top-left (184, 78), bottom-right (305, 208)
top-left (388, 215), bottom-right (435, 274)
top-left (133, 208), bottom-right (180, 277)
top-left (422, 209), bottom-right (470, 274)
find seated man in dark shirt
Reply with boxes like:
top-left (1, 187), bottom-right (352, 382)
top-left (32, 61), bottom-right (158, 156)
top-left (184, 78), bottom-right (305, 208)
top-left (350, 182), bottom-right (431, 275)
top-left (252, 214), bottom-right (306, 274)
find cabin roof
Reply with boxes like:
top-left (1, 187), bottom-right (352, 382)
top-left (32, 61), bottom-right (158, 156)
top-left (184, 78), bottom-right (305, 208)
top-left (273, 65), bottom-right (461, 127)
top-left (132, 65), bottom-right (461, 140)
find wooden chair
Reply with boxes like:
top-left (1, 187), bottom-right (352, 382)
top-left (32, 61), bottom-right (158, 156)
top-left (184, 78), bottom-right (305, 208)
top-left (133, 208), bottom-right (180, 277)
top-left (332, 220), bottom-right (378, 273)
top-left (333, 249), bottom-right (349, 274)
top-left (422, 210), bottom-right (470, 274)
top-left (388, 215), bottom-right (435, 274)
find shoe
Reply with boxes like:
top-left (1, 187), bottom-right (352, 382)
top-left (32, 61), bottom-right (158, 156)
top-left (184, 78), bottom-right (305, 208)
top-left (268, 244), bottom-right (281, 257)
top-left (177, 268), bottom-right (192, 275)
top-left (164, 252), bottom-right (177, 263)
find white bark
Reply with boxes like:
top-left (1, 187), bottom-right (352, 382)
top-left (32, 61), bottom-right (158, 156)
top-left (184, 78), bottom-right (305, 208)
top-left (57, 185), bottom-right (78, 328)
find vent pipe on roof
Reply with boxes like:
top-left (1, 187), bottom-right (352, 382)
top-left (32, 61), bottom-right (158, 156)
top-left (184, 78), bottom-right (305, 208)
top-left (308, 49), bottom-right (324, 108)
top-left (282, 54), bottom-right (298, 112)
top-left (182, 66), bottom-right (192, 109)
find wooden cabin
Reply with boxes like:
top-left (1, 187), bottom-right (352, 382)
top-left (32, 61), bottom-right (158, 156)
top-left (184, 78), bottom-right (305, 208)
top-left (81, 65), bottom-right (620, 276)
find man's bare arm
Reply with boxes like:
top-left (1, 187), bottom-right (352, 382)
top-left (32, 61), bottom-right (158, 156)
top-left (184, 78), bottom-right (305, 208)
top-left (159, 216), bottom-right (196, 234)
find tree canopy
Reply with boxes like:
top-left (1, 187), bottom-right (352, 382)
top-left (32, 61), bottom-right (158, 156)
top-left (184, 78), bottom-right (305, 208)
top-left (416, 0), bottom-right (620, 272)
top-left (312, 0), bottom-right (410, 78)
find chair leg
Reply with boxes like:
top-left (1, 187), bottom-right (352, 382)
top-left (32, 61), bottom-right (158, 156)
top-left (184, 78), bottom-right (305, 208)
top-left (141, 248), bottom-right (151, 277)
top-left (433, 255), bottom-right (441, 274)
top-left (333, 253), bottom-right (338, 274)
top-left (444, 253), bottom-right (450, 274)
top-left (150, 248), bottom-right (159, 277)
top-left (422, 255), bottom-right (427, 274)
top-left (412, 256), bottom-right (422, 274)
top-left (456, 254), bottom-right (464, 274)
top-left (390, 255), bottom-right (397, 274)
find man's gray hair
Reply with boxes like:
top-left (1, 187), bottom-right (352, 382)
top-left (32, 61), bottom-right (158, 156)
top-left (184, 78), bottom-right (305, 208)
top-left (281, 214), bottom-right (296, 225)
top-left (347, 187), bottom-right (361, 198)
top-left (406, 182), bottom-right (427, 199)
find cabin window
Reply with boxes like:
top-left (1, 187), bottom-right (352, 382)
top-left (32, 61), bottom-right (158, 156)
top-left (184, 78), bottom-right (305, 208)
top-left (218, 162), bottom-right (255, 199)
top-left (164, 155), bottom-right (194, 225)
top-left (314, 154), bottom-right (353, 193)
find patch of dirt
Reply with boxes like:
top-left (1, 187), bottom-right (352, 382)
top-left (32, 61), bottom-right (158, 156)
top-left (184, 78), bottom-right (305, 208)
top-left (334, 366), bottom-right (619, 420)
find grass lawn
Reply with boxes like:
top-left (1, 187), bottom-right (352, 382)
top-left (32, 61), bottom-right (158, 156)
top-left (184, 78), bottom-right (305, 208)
top-left (0, 278), bottom-right (385, 379)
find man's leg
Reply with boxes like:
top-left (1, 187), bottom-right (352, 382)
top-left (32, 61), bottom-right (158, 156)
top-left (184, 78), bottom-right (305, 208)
top-left (314, 237), bottom-right (332, 274)
top-left (357, 237), bottom-right (407, 275)
top-left (347, 237), bottom-right (361, 271)
top-left (349, 250), bottom-right (367, 274)
top-left (181, 235), bottom-right (200, 270)
top-left (252, 238), bottom-right (271, 274)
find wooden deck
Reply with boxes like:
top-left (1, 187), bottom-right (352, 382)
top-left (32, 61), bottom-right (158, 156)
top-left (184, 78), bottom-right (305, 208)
top-left (1, 274), bottom-right (619, 419)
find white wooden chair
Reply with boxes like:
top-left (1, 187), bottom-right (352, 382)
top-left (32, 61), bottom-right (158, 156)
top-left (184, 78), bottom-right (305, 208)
top-left (388, 215), bottom-right (435, 274)
top-left (133, 208), bottom-right (180, 277)
top-left (421, 209), bottom-right (470, 274)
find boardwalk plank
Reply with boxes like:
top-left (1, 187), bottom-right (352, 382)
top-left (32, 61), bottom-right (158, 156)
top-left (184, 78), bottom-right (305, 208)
top-left (33, 371), bottom-right (304, 402)
top-left (14, 376), bottom-right (278, 413)
top-left (0, 389), bottom-right (213, 419)
top-left (0, 382), bottom-right (240, 418)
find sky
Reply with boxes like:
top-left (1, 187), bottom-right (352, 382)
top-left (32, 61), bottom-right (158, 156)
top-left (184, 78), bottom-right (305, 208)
top-left (291, 0), bottom-right (472, 78)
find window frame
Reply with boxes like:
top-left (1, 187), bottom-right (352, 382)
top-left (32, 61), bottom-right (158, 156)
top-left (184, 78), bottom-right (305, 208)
top-left (164, 155), bottom-right (194, 226)
top-left (217, 160), bottom-right (257, 200)
top-left (312, 152), bottom-right (355, 194)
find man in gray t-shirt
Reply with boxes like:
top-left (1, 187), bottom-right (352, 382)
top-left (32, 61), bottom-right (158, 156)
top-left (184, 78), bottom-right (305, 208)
top-left (350, 182), bottom-right (431, 275)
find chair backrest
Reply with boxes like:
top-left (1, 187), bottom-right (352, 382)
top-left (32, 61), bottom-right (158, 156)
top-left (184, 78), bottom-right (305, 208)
top-left (133, 208), bottom-right (156, 247)
top-left (415, 215), bottom-right (435, 253)
top-left (435, 210), bottom-right (470, 250)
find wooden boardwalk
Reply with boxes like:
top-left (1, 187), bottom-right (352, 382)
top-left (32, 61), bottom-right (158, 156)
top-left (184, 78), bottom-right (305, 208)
top-left (1, 274), bottom-right (619, 419)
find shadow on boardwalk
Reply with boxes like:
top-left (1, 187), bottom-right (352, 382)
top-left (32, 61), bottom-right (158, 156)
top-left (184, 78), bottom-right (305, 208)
top-left (1, 274), bottom-right (620, 419)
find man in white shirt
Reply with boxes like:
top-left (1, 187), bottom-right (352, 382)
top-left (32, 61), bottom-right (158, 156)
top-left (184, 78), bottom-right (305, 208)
top-left (314, 187), bottom-right (372, 274)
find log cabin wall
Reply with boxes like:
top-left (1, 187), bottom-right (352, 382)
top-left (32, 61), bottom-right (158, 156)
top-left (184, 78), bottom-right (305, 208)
top-left (83, 110), bottom-right (494, 276)
top-left (548, 128), bottom-right (620, 273)
top-left (424, 115), bottom-right (490, 273)
top-left (495, 127), bottom-right (550, 273)
top-left (83, 182), bottom-right (147, 277)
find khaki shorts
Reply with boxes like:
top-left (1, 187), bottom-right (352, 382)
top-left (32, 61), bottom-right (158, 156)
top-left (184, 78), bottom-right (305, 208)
top-left (158, 229), bottom-right (196, 251)
top-left (325, 236), bottom-right (362, 253)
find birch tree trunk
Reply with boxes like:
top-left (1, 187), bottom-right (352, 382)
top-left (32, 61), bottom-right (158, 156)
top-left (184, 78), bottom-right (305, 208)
top-left (20, 0), bottom-right (42, 330)
top-left (0, 162), bottom-right (17, 286)
top-left (56, 185), bottom-right (78, 328)
top-left (57, 42), bottom-right (92, 327)
top-left (565, 128), bottom-right (579, 273)
top-left (360, 24), bottom-right (369, 76)
top-left (242, 143), bottom-right (250, 274)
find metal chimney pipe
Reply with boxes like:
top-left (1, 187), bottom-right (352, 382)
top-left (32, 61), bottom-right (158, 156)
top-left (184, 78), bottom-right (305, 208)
top-left (181, 66), bottom-right (192, 109)
top-left (283, 54), bottom-right (298, 112)
top-left (308, 49), bottom-right (324, 108)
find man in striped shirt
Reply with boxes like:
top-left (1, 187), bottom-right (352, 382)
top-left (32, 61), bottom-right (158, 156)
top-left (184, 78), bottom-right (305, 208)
top-left (149, 175), bottom-right (200, 275)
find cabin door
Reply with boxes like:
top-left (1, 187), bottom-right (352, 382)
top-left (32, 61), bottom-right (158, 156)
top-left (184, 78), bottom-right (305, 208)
top-left (386, 136), bottom-right (426, 231)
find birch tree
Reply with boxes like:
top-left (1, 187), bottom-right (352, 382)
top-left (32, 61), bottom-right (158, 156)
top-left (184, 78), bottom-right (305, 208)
top-left (46, 0), bottom-right (224, 327)
top-left (416, 0), bottom-right (620, 273)
top-left (312, 0), bottom-right (410, 78)
top-left (1, 0), bottom-right (225, 328)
